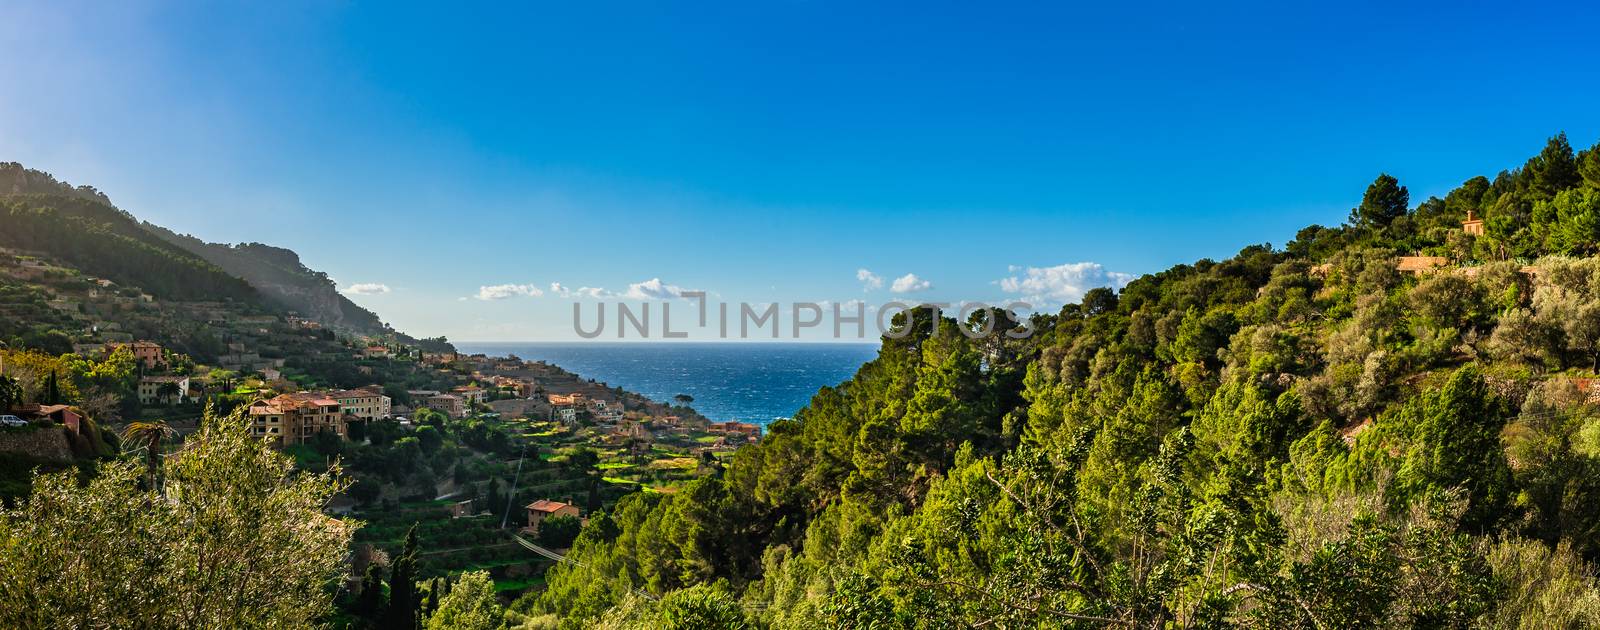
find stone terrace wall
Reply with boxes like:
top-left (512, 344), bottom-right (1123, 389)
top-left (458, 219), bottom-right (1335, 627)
top-left (0, 426), bottom-right (74, 462)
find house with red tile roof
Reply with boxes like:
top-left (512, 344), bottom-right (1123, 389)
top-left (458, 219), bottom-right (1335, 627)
top-left (247, 392), bottom-right (348, 445)
top-left (526, 499), bottom-right (580, 532)
top-left (111, 340), bottom-right (166, 369)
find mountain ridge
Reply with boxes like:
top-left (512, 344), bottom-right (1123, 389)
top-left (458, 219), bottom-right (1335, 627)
top-left (0, 162), bottom-right (415, 342)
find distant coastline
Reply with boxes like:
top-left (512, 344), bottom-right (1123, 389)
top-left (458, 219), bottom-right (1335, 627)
top-left (455, 341), bottom-right (879, 425)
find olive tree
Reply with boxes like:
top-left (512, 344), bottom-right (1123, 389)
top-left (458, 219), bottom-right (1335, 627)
top-left (0, 408), bottom-right (354, 628)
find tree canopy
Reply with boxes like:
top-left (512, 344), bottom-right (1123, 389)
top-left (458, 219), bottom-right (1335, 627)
top-left (0, 408), bottom-right (354, 628)
top-left (524, 133), bottom-right (1600, 628)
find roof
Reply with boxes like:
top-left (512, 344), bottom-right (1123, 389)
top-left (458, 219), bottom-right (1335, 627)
top-left (248, 401), bottom-right (285, 415)
top-left (14, 404), bottom-right (80, 419)
top-left (527, 499), bottom-right (574, 513)
top-left (140, 375), bottom-right (190, 383)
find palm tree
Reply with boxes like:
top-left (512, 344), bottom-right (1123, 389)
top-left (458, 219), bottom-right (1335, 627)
top-left (121, 420), bottom-right (176, 490)
top-left (156, 381), bottom-right (182, 406)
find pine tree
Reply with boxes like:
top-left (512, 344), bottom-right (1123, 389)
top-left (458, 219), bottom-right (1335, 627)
top-left (1394, 366), bottom-right (1513, 529)
top-left (1579, 141), bottom-right (1600, 189)
top-left (1349, 173), bottom-right (1410, 229)
top-left (1528, 132), bottom-right (1581, 197)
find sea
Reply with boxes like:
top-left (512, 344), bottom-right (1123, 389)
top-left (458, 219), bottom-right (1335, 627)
top-left (453, 342), bottom-right (881, 426)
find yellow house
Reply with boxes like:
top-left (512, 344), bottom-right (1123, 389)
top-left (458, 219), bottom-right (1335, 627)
top-left (526, 499), bottom-right (580, 532)
top-left (425, 393), bottom-right (465, 418)
top-left (247, 393), bottom-right (347, 445)
top-left (334, 387), bottom-right (392, 421)
top-left (137, 375), bottom-right (191, 405)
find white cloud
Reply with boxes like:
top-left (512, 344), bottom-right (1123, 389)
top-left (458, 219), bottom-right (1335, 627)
top-left (856, 268), bottom-right (883, 291)
top-left (890, 273), bottom-right (932, 293)
top-left (549, 282), bottom-right (605, 299)
top-left (342, 282), bottom-right (391, 295)
top-left (473, 283), bottom-right (545, 300)
top-left (539, 279), bottom-right (700, 300)
top-left (998, 262), bottom-right (1135, 305)
top-left (816, 299), bottom-right (877, 314)
top-left (621, 278), bottom-right (695, 300)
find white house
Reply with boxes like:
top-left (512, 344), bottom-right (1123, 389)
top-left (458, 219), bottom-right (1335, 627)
top-left (138, 375), bottom-right (191, 406)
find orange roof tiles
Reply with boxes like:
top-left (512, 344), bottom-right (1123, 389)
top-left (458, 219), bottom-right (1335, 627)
top-left (527, 499), bottom-right (574, 513)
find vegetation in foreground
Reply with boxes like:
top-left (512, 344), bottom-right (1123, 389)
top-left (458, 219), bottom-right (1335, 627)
top-left (0, 409), bottom-right (352, 628)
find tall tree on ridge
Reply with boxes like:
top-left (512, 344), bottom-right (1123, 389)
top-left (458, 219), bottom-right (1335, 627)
top-left (1578, 140), bottom-right (1600, 189)
top-left (1350, 173), bottom-right (1410, 230)
top-left (1527, 132), bottom-right (1581, 197)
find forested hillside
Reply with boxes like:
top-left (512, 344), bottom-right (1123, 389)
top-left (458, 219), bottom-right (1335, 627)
top-left (0, 193), bottom-right (259, 303)
top-left (0, 162), bottom-right (403, 337)
top-left (0, 161), bottom-right (115, 205)
top-left (142, 225), bottom-right (399, 338)
top-left (526, 134), bottom-right (1600, 627)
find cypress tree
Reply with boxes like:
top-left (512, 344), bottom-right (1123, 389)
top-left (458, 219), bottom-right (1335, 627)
top-left (43, 370), bottom-right (60, 405)
top-left (356, 563), bottom-right (385, 617)
top-left (383, 525), bottom-right (421, 629)
top-left (486, 479), bottom-right (502, 523)
top-left (422, 577), bottom-right (442, 617)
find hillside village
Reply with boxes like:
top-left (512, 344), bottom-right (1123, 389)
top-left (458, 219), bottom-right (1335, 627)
top-left (0, 238), bottom-right (757, 446)
top-left (0, 198), bottom-right (765, 610)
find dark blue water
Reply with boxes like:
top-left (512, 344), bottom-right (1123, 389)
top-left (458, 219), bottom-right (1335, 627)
top-left (453, 342), bottom-right (880, 425)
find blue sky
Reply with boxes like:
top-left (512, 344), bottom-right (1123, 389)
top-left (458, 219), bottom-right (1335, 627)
top-left (4, 1), bottom-right (1599, 340)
